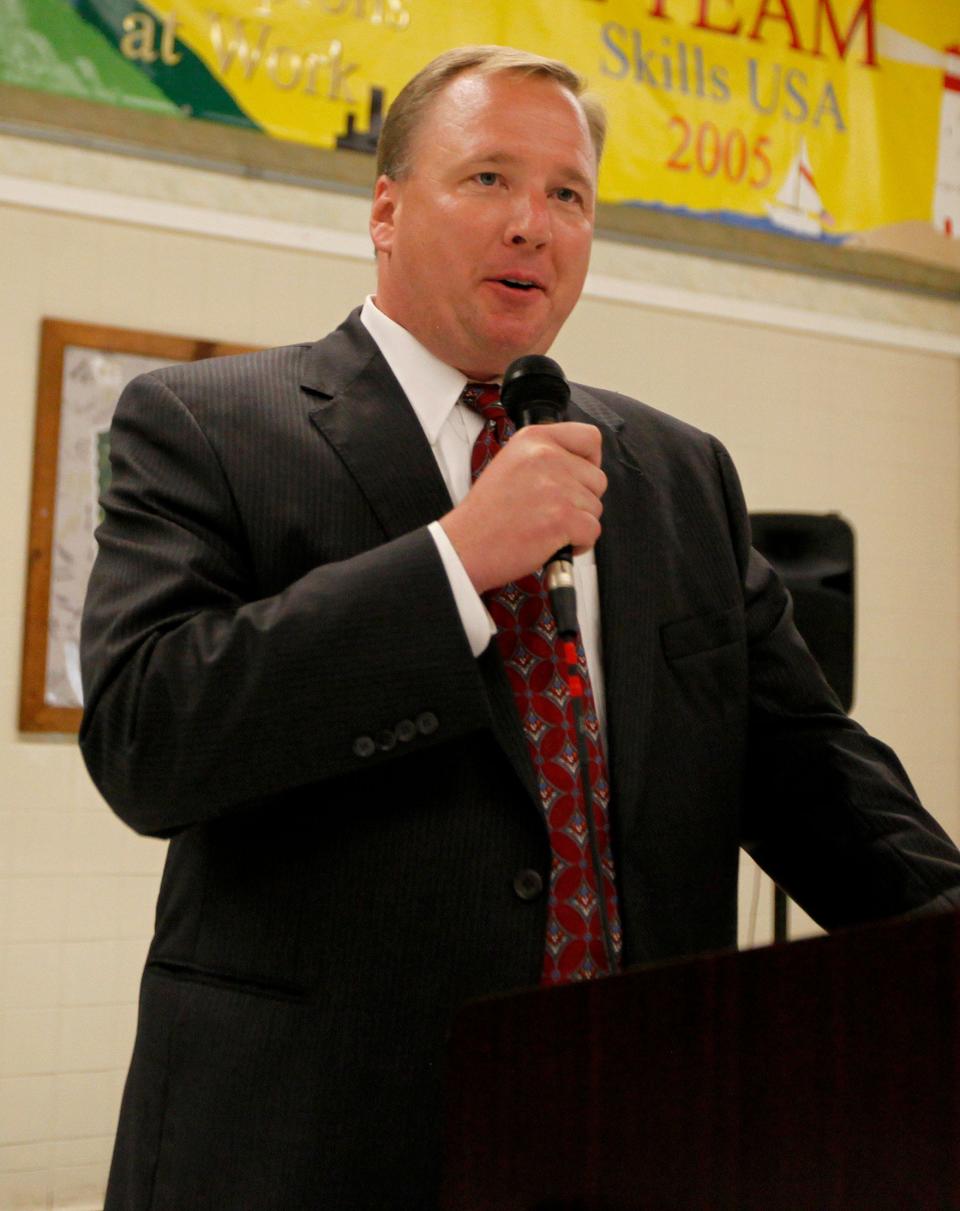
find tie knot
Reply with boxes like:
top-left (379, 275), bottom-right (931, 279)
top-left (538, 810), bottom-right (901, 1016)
top-left (460, 382), bottom-right (506, 427)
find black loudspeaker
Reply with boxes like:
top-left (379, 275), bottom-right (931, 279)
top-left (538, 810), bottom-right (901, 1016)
top-left (749, 513), bottom-right (855, 712)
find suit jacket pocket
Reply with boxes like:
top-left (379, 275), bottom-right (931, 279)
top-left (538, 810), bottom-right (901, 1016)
top-left (146, 957), bottom-right (309, 1003)
top-left (660, 606), bottom-right (742, 662)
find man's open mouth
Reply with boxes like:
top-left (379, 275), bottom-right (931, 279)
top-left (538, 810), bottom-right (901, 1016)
top-left (495, 278), bottom-right (542, 291)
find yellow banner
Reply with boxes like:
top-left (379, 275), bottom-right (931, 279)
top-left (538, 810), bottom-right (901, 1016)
top-left (120, 0), bottom-right (959, 262)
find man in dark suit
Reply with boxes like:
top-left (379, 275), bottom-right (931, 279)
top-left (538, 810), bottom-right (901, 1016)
top-left (80, 44), bottom-right (960, 1211)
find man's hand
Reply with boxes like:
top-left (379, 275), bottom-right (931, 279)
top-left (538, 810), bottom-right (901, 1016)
top-left (439, 422), bottom-right (607, 594)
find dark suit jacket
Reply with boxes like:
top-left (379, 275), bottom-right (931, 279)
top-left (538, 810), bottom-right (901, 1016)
top-left (80, 309), bottom-right (960, 1210)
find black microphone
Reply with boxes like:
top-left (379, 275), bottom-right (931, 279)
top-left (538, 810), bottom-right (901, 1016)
top-left (501, 354), bottom-right (578, 637)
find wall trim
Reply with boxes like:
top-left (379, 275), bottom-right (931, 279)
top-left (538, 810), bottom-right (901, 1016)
top-left (2, 172), bottom-right (958, 358)
top-left (584, 273), bottom-right (960, 357)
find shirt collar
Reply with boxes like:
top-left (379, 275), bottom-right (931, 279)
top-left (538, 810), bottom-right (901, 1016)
top-left (360, 297), bottom-right (471, 445)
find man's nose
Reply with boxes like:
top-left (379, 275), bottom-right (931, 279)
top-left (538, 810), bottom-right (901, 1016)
top-left (504, 192), bottom-right (551, 248)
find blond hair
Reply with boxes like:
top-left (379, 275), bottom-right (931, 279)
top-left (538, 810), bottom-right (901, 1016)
top-left (376, 45), bottom-right (606, 180)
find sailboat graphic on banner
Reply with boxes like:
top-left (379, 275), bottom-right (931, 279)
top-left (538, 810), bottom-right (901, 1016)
top-left (765, 139), bottom-right (833, 238)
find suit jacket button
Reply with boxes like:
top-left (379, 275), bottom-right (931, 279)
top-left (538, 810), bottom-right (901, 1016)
top-left (377, 728), bottom-right (397, 752)
top-left (352, 735), bottom-right (376, 759)
top-left (396, 719), bottom-right (417, 743)
top-left (513, 869), bottom-right (544, 901)
top-left (416, 711), bottom-right (439, 736)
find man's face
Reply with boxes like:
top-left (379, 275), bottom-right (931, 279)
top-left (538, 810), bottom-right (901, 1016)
top-left (370, 70), bottom-right (597, 380)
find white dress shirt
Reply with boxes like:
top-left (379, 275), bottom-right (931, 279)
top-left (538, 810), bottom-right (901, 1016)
top-left (360, 296), bottom-right (606, 735)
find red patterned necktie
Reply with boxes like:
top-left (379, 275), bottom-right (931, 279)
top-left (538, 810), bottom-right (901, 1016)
top-left (460, 382), bottom-right (623, 985)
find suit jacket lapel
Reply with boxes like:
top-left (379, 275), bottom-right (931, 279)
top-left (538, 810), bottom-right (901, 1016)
top-left (302, 311), bottom-right (453, 540)
top-left (301, 312), bottom-right (540, 803)
top-left (570, 387), bottom-right (657, 820)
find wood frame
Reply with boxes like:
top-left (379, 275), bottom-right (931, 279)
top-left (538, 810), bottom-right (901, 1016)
top-left (20, 318), bottom-right (256, 733)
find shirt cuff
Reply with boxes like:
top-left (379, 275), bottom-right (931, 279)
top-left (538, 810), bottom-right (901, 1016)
top-left (427, 521), bottom-right (496, 658)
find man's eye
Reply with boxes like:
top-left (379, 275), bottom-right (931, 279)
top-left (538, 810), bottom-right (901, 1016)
top-left (475, 172), bottom-right (499, 186)
top-left (555, 187), bottom-right (581, 204)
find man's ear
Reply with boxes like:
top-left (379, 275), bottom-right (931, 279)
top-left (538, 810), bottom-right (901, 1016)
top-left (370, 175), bottom-right (398, 254)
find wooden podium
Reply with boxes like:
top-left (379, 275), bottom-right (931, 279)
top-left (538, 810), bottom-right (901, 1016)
top-left (440, 910), bottom-right (960, 1210)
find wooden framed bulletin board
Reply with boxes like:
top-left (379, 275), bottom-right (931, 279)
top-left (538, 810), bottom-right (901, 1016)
top-left (20, 318), bottom-right (257, 733)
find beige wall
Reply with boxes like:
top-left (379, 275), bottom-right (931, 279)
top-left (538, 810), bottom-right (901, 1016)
top-left (1, 137), bottom-right (958, 1209)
